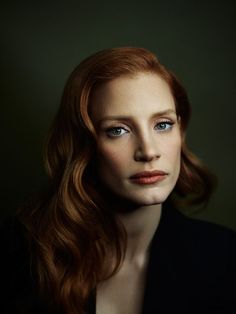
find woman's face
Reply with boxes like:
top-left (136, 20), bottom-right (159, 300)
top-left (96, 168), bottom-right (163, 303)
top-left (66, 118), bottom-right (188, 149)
top-left (90, 72), bottom-right (182, 207)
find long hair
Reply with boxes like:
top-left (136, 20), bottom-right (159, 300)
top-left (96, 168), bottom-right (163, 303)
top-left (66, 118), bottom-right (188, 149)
top-left (18, 47), bottom-right (216, 313)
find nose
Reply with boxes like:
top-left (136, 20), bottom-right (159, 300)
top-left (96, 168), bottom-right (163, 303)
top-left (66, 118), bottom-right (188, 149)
top-left (134, 134), bottom-right (160, 162)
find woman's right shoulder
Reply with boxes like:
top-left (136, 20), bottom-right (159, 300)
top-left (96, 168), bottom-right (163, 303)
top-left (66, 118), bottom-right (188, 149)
top-left (0, 215), bottom-right (28, 258)
top-left (0, 215), bottom-right (31, 286)
top-left (0, 216), bottom-right (46, 313)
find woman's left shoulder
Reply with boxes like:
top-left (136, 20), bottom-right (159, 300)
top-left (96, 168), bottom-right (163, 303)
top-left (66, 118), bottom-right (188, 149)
top-left (176, 209), bottom-right (236, 272)
top-left (178, 211), bottom-right (236, 309)
top-left (180, 210), bottom-right (236, 247)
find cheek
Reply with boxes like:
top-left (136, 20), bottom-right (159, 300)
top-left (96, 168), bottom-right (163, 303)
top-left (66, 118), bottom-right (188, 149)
top-left (163, 136), bottom-right (182, 166)
top-left (97, 143), bottom-right (129, 172)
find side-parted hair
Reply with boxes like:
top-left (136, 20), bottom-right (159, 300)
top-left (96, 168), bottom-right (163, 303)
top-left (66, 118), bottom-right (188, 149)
top-left (18, 47), bottom-right (216, 314)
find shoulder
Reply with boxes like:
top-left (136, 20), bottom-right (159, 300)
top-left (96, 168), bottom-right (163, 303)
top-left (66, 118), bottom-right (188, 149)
top-left (0, 215), bottom-right (30, 291)
top-left (144, 207), bottom-right (236, 313)
top-left (171, 209), bottom-right (236, 293)
top-left (151, 207), bottom-right (236, 311)
top-left (0, 216), bottom-right (45, 313)
top-left (0, 215), bottom-right (29, 267)
top-left (169, 208), bottom-right (236, 263)
top-left (163, 205), bottom-right (236, 242)
top-left (176, 209), bottom-right (236, 252)
top-left (156, 206), bottom-right (236, 282)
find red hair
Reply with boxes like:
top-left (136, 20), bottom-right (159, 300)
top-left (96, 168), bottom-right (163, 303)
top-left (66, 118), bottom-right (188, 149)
top-left (18, 47), bottom-right (216, 313)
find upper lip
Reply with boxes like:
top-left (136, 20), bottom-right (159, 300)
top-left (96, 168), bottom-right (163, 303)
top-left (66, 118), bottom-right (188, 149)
top-left (129, 170), bottom-right (168, 179)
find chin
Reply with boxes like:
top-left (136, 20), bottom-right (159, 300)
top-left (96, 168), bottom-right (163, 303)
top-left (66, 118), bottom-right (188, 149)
top-left (101, 182), bottom-right (174, 208)
top-left (135, 197), bottom-right (166, 206)
top-left (126, 191), bottom-right (170, 207)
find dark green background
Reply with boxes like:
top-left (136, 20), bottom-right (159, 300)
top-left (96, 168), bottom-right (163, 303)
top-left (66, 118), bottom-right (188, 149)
top-left (1, 1), bottom-right (236, 229)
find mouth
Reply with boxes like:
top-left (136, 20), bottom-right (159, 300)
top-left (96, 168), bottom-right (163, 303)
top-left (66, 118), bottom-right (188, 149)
top-left (129, 170), bottom-right (168, 185)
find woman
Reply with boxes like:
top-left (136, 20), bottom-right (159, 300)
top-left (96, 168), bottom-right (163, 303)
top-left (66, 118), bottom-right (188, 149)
top-left (2, 47), bottom-right (236, 314)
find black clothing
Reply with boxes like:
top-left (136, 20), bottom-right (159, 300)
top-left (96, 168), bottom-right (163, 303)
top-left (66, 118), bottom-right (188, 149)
top-left (1, 206), bottom-right (236, 313)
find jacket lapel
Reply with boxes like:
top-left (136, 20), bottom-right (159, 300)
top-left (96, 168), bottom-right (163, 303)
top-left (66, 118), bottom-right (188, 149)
top-left (141, 205), bottom-right (191, 313)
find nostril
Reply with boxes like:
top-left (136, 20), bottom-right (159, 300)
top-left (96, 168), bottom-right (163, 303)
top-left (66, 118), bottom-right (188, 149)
top-left (134, 149), bottom-right (160, 162)
top-left (134, 135), bottom-right (160, 162)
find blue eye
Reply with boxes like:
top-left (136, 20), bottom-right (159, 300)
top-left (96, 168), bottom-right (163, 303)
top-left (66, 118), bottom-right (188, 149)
top-left (106, 127), bottom-right (129, 137)
top-left (155, 121), bottom-right (174, 132)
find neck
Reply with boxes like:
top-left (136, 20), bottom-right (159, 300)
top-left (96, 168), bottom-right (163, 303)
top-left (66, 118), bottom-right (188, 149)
top-left (117, 203), bottom-right (162, 267)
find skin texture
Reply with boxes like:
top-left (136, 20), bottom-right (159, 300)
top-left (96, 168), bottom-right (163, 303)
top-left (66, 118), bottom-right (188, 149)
top-left (91, 72), bottom-right (182, 209)
top-left (90, 73), bottom-right (183, 314)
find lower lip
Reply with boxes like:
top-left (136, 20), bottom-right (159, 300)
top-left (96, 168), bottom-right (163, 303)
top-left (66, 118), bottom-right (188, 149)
top-left (130, 175), bottom-right (167, 185)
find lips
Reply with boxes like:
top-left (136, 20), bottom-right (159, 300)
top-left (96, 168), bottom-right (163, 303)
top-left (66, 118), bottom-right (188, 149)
top-left (129, 170), bottom-right (168, 185)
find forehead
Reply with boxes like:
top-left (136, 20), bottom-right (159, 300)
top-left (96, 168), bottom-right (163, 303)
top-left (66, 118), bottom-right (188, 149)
top-left (90, 73), bottom-right (176, 121)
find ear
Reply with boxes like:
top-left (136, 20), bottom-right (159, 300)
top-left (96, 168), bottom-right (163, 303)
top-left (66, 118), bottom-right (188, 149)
top-left (177, 115), bottom-right (181, 125)
top-left (177, 116), bottom-right (186, 142)
top-left (181, 130), bottom-right (186, 141)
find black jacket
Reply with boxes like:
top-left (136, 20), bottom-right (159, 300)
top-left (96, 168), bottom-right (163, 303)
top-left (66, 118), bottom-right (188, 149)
top-left (1, 206), bottom-right (236, 313)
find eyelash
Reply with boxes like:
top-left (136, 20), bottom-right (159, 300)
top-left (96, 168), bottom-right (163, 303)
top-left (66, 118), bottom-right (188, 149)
top-left (105, 127), bottom-right (129, 137)
top-left (105, 121), bottom-right (174, 138)
top-left (154, 121), bottom-right (174, 132)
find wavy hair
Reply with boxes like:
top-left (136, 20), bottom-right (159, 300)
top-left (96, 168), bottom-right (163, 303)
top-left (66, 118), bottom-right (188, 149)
top-left (18, 47), bottom-right (216, 313)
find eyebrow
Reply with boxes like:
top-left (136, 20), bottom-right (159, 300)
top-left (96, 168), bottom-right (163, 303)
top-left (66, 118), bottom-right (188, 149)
top-left (97, 109), bottom-right (177, 124)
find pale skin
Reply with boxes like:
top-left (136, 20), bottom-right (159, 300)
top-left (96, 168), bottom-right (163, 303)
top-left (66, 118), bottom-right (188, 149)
top-left (90, 72), bottom-right (182, 314)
